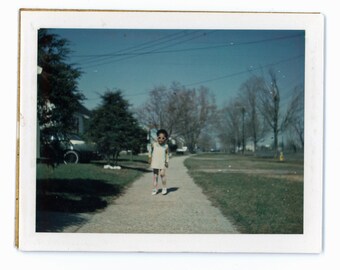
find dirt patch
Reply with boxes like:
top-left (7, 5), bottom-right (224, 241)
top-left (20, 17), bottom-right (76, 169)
top-left (190, 157), bottom-right (230, 161)
top-left (262, 174), bottom-right (303, 182)
top-left (197, 168), bottom-right (303, 181)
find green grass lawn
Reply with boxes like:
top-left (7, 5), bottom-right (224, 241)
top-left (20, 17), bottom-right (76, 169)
top-left (184, 153), bottom-right (304, 234)
top-left (36, 154), bottom-right (149, 214)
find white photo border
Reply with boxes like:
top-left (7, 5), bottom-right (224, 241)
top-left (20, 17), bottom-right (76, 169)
top-left (17, 9), bottom-right (324, 253)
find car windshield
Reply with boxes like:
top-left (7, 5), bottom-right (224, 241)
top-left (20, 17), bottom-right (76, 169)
top-left (67, 134), bottom-right (83, 141)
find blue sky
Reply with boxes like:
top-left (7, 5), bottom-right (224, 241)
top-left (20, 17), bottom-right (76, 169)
top-left (48, 28), bottom-right (305, 111)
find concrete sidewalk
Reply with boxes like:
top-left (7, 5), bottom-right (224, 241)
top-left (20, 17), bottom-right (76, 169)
top-left (75, 155), bottom-right (238, 234)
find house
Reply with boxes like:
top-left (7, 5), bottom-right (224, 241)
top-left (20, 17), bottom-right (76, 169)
top-left (72, 104), bottom-right (92, 135)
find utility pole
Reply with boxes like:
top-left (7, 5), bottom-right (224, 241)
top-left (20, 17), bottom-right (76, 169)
top-left (241, 107), bottom-right (245, 154)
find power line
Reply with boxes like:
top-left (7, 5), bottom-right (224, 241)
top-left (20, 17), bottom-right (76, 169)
top-left (81, 31), bottom-right (213, 69)
top-left (184, 54), bottom-right (304, 87)
top-left (121, 33), bottom-right (304, 56)
top-left (77, 32), bottom-right (303, 69)
top-left (74, 30), bottom-right (194, 65)
top-left (122, 54), bottom-right (304, 98)
top-left (75, 30), bottom-right (303, 69)
top-left (73, 30), bottom-right (207, 67)
top-left (73, 30), bottom-right (189, 58)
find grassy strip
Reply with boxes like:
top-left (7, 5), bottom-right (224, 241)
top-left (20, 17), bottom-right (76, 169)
top-left (36, 155), bottom-right (149, 213)
top-left (185, 154), bottom-right (303, 234)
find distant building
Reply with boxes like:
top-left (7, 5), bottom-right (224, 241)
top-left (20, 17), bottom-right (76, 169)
top-left (72, 104), bottom-right (92, 135)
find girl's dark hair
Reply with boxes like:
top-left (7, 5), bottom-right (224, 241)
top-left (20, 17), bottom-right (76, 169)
top-left (157, 129), bottom-right (168, 139)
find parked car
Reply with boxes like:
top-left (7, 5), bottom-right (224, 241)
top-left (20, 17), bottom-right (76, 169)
top-left (40, 129), bottom-right (99, 164)
top-left (176, 146), bottom-right (188, 155)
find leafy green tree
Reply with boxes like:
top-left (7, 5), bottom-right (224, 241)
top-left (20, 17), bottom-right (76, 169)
top-left (88, 90), bottom-right (147, 165)
top-left (37, 29), bottom-right (84, 132)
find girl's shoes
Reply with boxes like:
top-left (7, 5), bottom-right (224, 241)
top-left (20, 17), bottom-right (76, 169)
top-left (152, 188), bottom-right (167, 195)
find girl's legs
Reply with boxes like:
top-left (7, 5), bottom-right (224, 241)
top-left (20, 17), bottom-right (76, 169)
top-left (160, 169), bottom-right (167, 195)
top-left (152, 169), bottom-right (159, 195)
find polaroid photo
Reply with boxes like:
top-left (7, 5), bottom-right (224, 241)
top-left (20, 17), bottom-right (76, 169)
top-left (17, 9), bottom-right (324, 253)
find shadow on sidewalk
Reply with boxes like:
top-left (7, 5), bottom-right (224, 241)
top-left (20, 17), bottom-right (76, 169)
top-left (165, 187), bottom-right (179, 194)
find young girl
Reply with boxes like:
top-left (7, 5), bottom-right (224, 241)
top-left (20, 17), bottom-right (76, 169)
top-left (148, 129), bottom-right (169, 195)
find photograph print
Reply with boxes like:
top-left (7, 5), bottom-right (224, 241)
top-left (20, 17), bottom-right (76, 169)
top-left (17, 10), bottom-right (323, 252)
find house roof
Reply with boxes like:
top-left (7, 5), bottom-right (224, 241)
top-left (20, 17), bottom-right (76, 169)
top-left (77, 103), bottom-right (92, 117)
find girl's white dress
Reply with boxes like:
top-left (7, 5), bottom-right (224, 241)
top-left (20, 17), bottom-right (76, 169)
top-left (150, 142), bottom-right (169, 169)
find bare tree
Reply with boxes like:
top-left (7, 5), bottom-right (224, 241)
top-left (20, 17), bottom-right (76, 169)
top-left (283, 84), bottom-right (304, 149)
top-left (258, 69), bottom-right (281, 154)
top-left (137, 82), bottom-right (216, 153)
top-left (238, 75), bottom-right (268, 152)
top-left (197, 132), bottom-right (215, 152)
top-left (137, 86), bottom-right (168, 129)
top-left (218, 100), bottom-right (243, 153)
top-left (170, 84), bottom-right (216, 152)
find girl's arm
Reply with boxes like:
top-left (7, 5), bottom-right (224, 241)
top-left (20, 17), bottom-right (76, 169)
top-left (148, 143), bottom-right (154, 164)
top-left (165, 145), bottom-right (169, 167)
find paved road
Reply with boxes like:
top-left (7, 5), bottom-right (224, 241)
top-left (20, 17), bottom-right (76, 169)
top-left (74, 155), bottom-right (238, 234)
